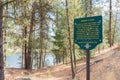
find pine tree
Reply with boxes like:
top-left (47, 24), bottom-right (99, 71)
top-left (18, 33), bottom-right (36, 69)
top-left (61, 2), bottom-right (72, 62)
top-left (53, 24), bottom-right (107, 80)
top-left (0, 4), bottom-right (4, 80)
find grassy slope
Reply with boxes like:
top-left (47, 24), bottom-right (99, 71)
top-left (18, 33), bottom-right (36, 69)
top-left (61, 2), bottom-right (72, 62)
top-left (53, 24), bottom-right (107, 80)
top-left (5, 45), bottom-right (120, 80)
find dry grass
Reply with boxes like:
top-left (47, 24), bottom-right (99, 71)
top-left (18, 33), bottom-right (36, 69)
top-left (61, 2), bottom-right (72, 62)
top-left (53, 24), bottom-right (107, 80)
top-left (75, 49), bottom-right (120, 80)
top-left (5, 45), bottom-right (120, 80)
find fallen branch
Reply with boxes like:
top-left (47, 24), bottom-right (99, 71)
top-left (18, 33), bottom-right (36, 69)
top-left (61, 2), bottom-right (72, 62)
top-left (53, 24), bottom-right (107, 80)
top-left (76, 58), bottom-right (103, 73)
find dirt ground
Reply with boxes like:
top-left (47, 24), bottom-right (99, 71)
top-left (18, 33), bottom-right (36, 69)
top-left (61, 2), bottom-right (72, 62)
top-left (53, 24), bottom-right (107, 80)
top-left (5, 45), bottom-right (120, 80)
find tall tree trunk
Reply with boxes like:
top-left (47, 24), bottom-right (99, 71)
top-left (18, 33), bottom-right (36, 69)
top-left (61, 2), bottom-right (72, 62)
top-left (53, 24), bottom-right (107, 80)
top-left (43, 42), bottom-right (47, 67)
top-left (27, 3), bottom-right (36, 69)
top-left (111, 13), bottom-right (118, 46)
top-left (109, 0), bottom-right (112, 47)
top-left (73, 1), bottom-right (77, 68)
top-left (39, 50), bottom-right (43, 68)
top-left (38, 0), bottom-right (44, 68)
top-left (65, 48), bottom-right (68, 64)
top-left (73, 43), bottom-right (76, 68)
top-left (63, 50), bottom-right (65, 64)
top-left (22, 42), bottom-right (25, 68)
top-left (24, 26), bottom-right (28, 69)
top-left (0, 6), bottom-right (5, 80)
top-left (66, 0), bottom-right (75, 79)
top-left (39, 17), bottom-right (44, 68)
top-left (3, 27), bottom-right (6, 67)
top-left (22, 26), bottom-right (25, 68)
top-left (22, 2), bottom-right (28, 69)
top-left (3, 4), bottom-right (8, 67)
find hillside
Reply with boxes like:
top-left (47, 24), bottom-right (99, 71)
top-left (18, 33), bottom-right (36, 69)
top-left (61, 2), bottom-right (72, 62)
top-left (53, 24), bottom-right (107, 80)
top-left (5, 45), bottom-right (120, 80)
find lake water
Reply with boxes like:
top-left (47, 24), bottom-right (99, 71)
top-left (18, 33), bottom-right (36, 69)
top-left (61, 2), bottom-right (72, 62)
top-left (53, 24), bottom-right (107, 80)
top-left (6, 53), bottom-right (21, 68)
top-left (6, 53), bottom-right (55, 68)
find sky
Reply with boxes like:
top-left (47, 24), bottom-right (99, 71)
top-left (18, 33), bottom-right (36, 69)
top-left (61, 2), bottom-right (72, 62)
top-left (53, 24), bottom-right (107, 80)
top-left (93, 0), bottom-right (120, 13)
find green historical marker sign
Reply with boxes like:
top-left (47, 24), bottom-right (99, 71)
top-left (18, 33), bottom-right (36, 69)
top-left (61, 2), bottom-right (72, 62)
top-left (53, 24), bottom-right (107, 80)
top-left (74, 16), bottom-right (102, 50)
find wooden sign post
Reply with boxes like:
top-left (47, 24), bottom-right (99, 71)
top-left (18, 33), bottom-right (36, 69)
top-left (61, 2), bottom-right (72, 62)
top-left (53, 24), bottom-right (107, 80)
top-left (74, 16), bottom-right (102, 80)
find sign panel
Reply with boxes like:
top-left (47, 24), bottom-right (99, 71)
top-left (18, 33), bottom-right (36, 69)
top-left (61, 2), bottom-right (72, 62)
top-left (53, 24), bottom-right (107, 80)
top-left (74, 16), bottom-right (102, 50)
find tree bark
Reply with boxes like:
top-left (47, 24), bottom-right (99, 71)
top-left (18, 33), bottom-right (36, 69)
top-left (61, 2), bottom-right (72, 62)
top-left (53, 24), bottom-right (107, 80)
top-left (63, 50), bottom-right (65, 64)
top-left (109, 0), bottom-right (112, 47)
top-left (65, 48), bottom-right (68, 64)
top-left (27, 3), bottom-right (36, 69)
top-left (73, 43), bottom-right (76, 68)
top-left (24, 26), bottom-right (28, 69)
top-left (22, 42), bottom-right (25, 68)
top-left (0, 6), bottom-right (5, 80)
top-left (39, 0), bottom-right (44, 68)
top-left (22, 2), bottom-right (28, 69)
top-left (3, 4), bottom-right (8, 68)
top-left (66, 0), bottom-right (75, 79)
top-left (111, 13), bottom-right (118, 46)
top-left (22, 26), bottom-right (27, 69)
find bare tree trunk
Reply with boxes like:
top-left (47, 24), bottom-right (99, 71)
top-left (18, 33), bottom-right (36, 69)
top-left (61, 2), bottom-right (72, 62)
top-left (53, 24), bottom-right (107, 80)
top-left (24, 26), bottom-right (28, 69)
top-left (22, 27), bottom-right (27, 69)
top-left (112, 13), bottom-right (118, 45)
top-left (109, 0), bottom-right (112, 47)
top-left (43, 42), bottom-right (47, 67)
top-left (73, 43), bottom-right (76, 68)
top-left (22, 27), bottom-right (25, 68)
top-left (63, 50), bottom-right (65, 64)
top-left (37, 53), bottom-right (39, 68)
top-left (0, 6), bottom-right (5, 80)
top-left (3, 4), bottom-right (8, 67)
top-left (38, 21), bottom-right (44, 68)
top-left (66, 0), bottom-right (75, 79)
top-left (22, 43), bottom-right (25, 68)
top-left (27, 3), bottom-right (36, 69)
top-left (21, 2), bottom-right (28, 69)
top-left (65, 48), bottom-right (68, 64)
top-left (39, 50), bottom-right (43, 68)
top-left (38, 0), bottom-right (44, 68)
top-left (22, 2), bottom-right (28, 69)
top-left (3, 27), bottom-right (6, 67)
